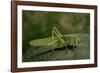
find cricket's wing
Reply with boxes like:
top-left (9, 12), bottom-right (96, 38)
top-left (30, 37), bottom-right (64, 48)
top-left (29, 37), bottom-right (64, 56)
top-left (30, 37), bottom-right (57, 46)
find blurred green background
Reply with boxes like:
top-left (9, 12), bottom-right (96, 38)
top-left (22, 10), bottom-right (90, 57)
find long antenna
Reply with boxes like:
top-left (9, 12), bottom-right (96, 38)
top-left (51, 28), bottom-right (55, 52)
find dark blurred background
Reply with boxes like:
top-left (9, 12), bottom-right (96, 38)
top-left (22, 10), bottom-right (90, 55)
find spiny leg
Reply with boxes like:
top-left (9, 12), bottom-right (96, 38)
top-left (52, 27), bottom-right (55, 53)
top-left (53, 27), bottom-right (69, 53)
